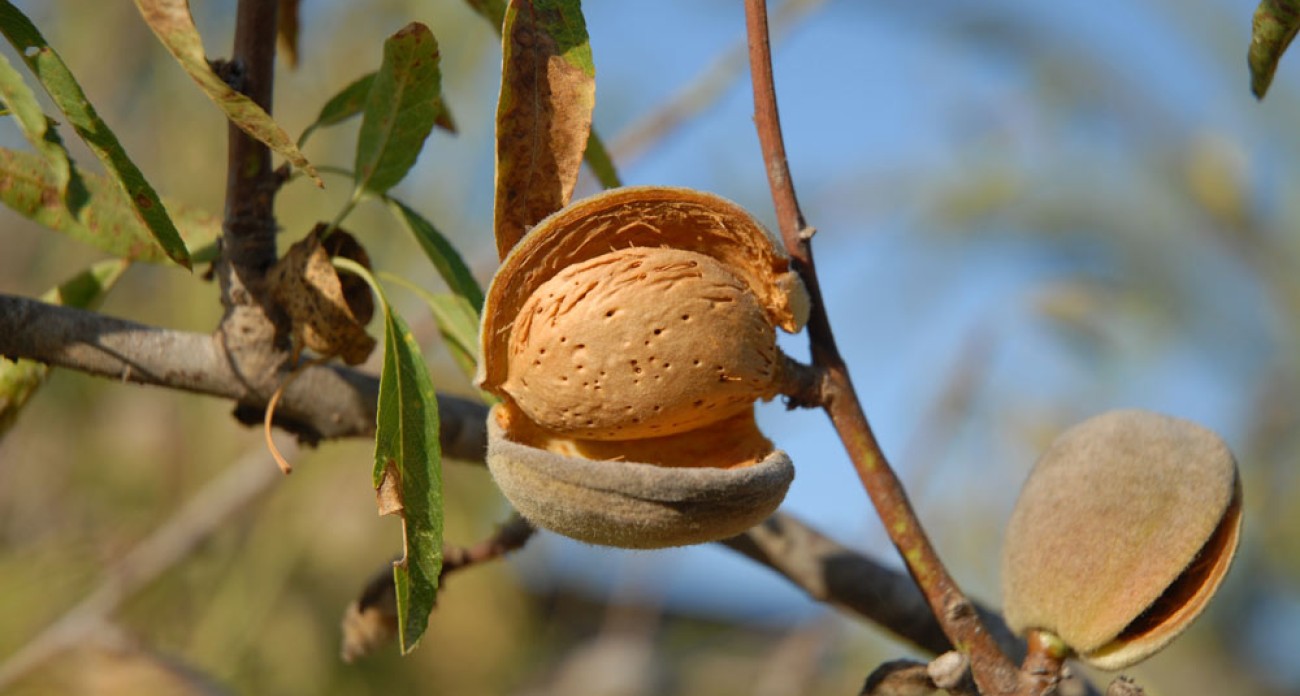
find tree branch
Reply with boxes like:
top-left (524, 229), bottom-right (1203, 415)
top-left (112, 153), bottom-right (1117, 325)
top-left (0, 443), bottom-right (289, 690)
top-left (741, 1), bottom-right (1024, 693)
top-left (0, 289), bottom-right (1085, 688)
top-left (722, 513), bottom-right (1023, 660)
top-left (213, 0), bottom-right (291, 403)
top-left (0, 294), bottom-right (487, 462)
top-left (341, 514), bottom-right (537, 661)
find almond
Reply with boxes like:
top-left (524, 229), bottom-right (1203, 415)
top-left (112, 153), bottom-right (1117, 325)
top-left (1000, 409), bottom-right (1242, 670)
top-left (478, 186), bottom-right (806, 548)
top-left (503, 247), bottom-right (779, 440)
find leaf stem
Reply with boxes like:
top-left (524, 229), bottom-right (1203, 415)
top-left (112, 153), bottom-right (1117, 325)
top-left (322, 185), bottom-right (365, 240)
top-left (741, 1), bottom-right (1023, 693)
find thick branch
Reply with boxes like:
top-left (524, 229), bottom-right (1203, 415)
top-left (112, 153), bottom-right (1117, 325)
top-left (222, 0), bottom-right (280, 281)
top-left (0, 290), bottom-right (1066, 684)
top-left (0, 294), bottom-right (487, 462)
top-left (215, 0), bottom-right (289, 396)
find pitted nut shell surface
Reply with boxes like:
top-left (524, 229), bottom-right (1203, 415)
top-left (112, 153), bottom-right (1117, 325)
top-left (503, 246), bottom-right (779, 440)
top-left (485, 404), bottom-right (794, 549)
top-left (478, 186), bottom-right (808, 399)
top-left (1001, 409), bottom-right (1242, 670)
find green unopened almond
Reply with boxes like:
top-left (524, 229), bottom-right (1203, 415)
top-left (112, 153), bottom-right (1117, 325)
top-left (1001, 409), bottom-right (1242, 670)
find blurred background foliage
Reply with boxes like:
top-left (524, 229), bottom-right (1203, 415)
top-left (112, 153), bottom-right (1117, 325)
top-left (0, 0), bottom-right (1297, 694)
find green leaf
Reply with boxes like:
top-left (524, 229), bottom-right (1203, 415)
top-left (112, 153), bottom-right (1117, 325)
top-left (301, 72), bottom-right (455, 149)
top-left (582, 130), bottom-right (622, 189)
top-left (0, 1), bottom-right (193, 267)
top-left (463, 0), bottom-right (507, 31)
top-left (0, 51), bottom-right (78, 207)
top-left (335, 257), bottom-right (443, 655)
top-left (493, 0), bottom-right (595, 258)
top-left (0, 148), bottom-right (219, 263)
top-left (422, 293), bottom-right (480, 380)
top-left (300, 73), bottom-right (376, 147)
top-left (387, 199), bottom-right (484, 313)
top-left (379, 273), bottom-right (481, 382)
top-left (132, 0), bottom-right (321, 186)
top-left (1248, 0), bottom-right (1300, 99)
top-left (1251, 0), bottom-right (1300, 98)
top-left (354, 23), bottom-right (445, 197)
top-left (0, 260), bottom-right (128, 438)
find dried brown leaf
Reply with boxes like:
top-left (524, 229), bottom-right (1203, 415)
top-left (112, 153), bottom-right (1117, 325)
top-left (278, 0), bottom-right (300, 68)
top-left (340, 564), bottom-right (400, 662)
top-left (492, 0), bottom-right (595, 259)
top-left (269, 225), bottom-right (376, 365)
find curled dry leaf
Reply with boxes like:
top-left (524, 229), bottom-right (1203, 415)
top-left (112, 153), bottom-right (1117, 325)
top-left (269, 224), bottom-right (376, 365)
top-left (340, 565), bottom-right (400, 663)
top-left (478, 186), bottom-right (808, 548)
top-left (1001, 409), bottom-right (1242, 670)
top-left (492, 0), bottom-right (596, 259)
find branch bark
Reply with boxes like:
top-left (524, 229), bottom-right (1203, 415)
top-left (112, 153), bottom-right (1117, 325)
top-left (741, 1), bottom-right (1024, 692)
top-left (213, 0), bottom-right (291, 405)
top-left (0, 293), bottom-right (1083, 687)
top-left (0, 294), bottom-right (487, 462)
top-left (722, 513), bottom-right (1023, 660)
top-left (0, 4), bottom-right (1074, 690)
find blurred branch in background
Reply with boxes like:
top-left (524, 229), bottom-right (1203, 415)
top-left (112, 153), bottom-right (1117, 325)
top-left (608, 0), bottom-right (827, 168)
top-left (0, 441), bottom-right (292, 691)
top-left (723, 512), bottom-right (1020, 661)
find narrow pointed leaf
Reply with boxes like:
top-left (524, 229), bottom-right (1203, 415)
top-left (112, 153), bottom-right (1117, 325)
top-left (388, 199), bottom-right (484, 312)
top-left (0, 1), bottom-right (192, 267)
top-left (354, 23), bottom-right (444, 197)
top-left (0, 148), bottom-right (219, 263)
top-left (463, 0), bottom-right (507, 31)
top-left (493, 0), bottom-right (595, 259)
top-left (582, 130), bottom-right (622, 189)
top-left (1250, 0), bottom-right (1300, 98)
top-left (423, 292), bottom-right (481, 379)
top-left (335, 258), bottom-right (443, 655)
top-left (300, 72), bottom-right (455, 149)
top-left (376, 296), bottom-right (443, 655)
top-left (132, 0), bottom-right (321, 186)
top-left (299, 72), bottom-right (376, 147)
top-left (0, 260), bottom-right (128, 438)
top-left (382, 273), bottom-right (481, 381)
top-left (467, 0), bottom-right (615, 193)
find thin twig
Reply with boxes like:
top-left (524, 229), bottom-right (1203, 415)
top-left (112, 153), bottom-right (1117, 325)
top-left (440, 513), bottom-right (536, 576)
top-left (0, 443), bottom-right (291, 690)
top-left (608, 0), bottom-right (827, 168)
top-left (341, 514), bottom-right (536, 661)
top-left (721, 513), bottom-right (1023, 660)
top-left (740, 1), bottom-right (1023, 693)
